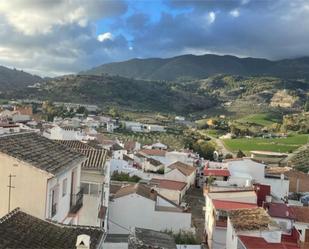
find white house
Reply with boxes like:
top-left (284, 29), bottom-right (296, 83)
top-left (0, 132), bottom-right (85, 225)
top-left (226, 208), bottom-right (283, 249)
top-left (44, 125), bottom-right (87, 141)
top-left (108, 183), bottom-right (192, 234)
top-left (290, 206), bottom-right (309, 244)
top-left (149, 178), bottom-right (187, 205)
top-left (165, 161), bottom-right (196, 188)
top-left (204, 195), bottom-right (257, 249)
top-left (55, 140), bottom-right (109, 229)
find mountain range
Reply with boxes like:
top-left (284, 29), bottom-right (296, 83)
top-left (83, 54), bottom-right (309, 81)
top-left (0, 66), bottom-right (42, 91)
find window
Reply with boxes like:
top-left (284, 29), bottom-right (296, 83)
top-left (81, 182), bottom-right (90, 194)
top-left (90, 184), bottom-right (99, 195)
top-left (62, 178), bottom-right (67, 197)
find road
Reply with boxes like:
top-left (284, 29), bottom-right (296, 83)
top-left (207, 135), bottom-right (236, 157)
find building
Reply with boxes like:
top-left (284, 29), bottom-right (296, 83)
top-left (108, 183), bottom-right (192, 234)
top-left (289, 206), bottom-right (309, 244)
top-left (55, 140), bottom-right (109, 229)
top-left (263, 203), bottom-right (296, 234)
top-left (226, 208), bottom-right (298, 249)
top-left (204, 196), bottom-right (257, 249)
top-left (0, 132), bottom-right (85, 224)
top-left (149, 178), bottom-right (187, 204)
top-left (0, 208), bottom-right (105, 249)
top-left (165, 161), bottom-right (196, 188)
top-left (128, 227), bottom-right (176, 249)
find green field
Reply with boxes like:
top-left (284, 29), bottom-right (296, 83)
top-left (223, 134), bottom-right (309, 155)
top-left (236, 113), bottom-right (281, 127)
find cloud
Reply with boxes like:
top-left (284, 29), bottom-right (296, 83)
top-left (207, 12), bottom-right (216, 24)
top-left (97, 32), bottom-right (113, 42)
top-left (230, 9), bottom-right (240, 17)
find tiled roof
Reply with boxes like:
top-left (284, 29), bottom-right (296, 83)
top-left (139, 149), bottom-right (166, 157)
top-left (0, 132), bottom-right (86, 175)
top-left (289, 206), bottom-right (309, 223)
top-left (0, 208), bottom-right (104, 249)
top-left (229, 208), bottom-right (276, 231)
top-left (264, 203), bottom-right (296, 220)
top-left (55, 140), bottom-right (95, 150)
top-left (114, 183), bottom-right (157, 201)
top-left (150, 178), bottom-right (187, 191)
top-left (238, 235), bottom-right (299, 249)
top-left (212, 200), bottom-right (257, 211)
top-left (168, 161), bottom-right (195, 176)
top-left (204, 168), bottom-right (230, 177)
top-left (128, 227), bottom-right (176, 249)
top-left (147, 157), bottom-right (163, 167)
top-left (55, 140), bottom-right (107, 170)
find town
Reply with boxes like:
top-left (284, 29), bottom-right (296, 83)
top-left (0, 100), bottom-right (308, 249)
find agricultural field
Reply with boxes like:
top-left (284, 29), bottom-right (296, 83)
top-left (236, 113), bottom-right (281, 127)
top-left (222, 134), bottom-right (309, 155)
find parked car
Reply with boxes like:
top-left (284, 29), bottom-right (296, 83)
top-left (300, 195), bottom-right (309, 205)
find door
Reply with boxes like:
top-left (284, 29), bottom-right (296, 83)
top-left (70, 170), bottom-right (76, 207)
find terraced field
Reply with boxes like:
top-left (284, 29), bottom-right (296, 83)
top-left (223, 134), bottom-right (309, 155)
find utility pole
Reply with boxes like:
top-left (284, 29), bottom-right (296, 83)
top-left (8, 174), bottom-right (16, 213)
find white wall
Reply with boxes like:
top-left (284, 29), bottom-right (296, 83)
top-left (108, 193), bottom-right (191, 234)
top-left (262, 177), bottom-right (289, 199)
top-left (227, 159), bottom-right (265, 182)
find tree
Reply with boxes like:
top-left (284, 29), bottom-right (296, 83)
top-left (304, 100), bottom-right (309, 112)
top-left (236, 150), bottom-right (246, 158)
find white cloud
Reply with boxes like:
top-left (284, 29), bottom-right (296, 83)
top-left (207, 11), bottom-right (216, 24)
top-left (230, 9), bottom-right (240, 17)
top-left (0, 0), bottom-right (126, 35)
top-left (97, 32), bottom-right (113, 42)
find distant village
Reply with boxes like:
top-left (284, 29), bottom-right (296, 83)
top-left (0, 101), bottom-right (309, 249)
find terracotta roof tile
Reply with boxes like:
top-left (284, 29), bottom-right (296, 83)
top-left (168, 161), bottom-right (195, 176)
top-left (213, 200), bottom-right (257, 211)
top-left (139, 149), bottom-right (166, 157)
top-left (239, 235), bottom-right (299, 249)
top-left (204, 168), bottom-right (230, 177)
top-left (264, 203), bottom-right (296, 220)
top-left (150, 178), bottom-right (187, 191)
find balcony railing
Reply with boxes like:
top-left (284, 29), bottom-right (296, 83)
top-left (69, 189), bottom-right (83, 214)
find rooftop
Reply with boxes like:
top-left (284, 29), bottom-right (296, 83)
top-left (139, 149), bottom-right (166, 157)
top-left (0, 132), bottom-right (85, 175)
top-left (55, 140), bottom-right (107, 170)
top-left (229, 208), bottom-right (276, 231)
top-left (238, 235), bottom-right (299, 249)
top-left (113, 183), bottom-right (157, 201)
top-left (128, 227), bottom-right (176, 249)
top-left (204, 168), bottom-right (230, 177)
top-left (212, 199), bottom-right (257, 211)
top-left (168, 161), bottom-right (196, 176)
top-left (150, 178), bottom-right (187, 191)
top-left (0, 208), bottom-right (104, 249)
top-left (264, 203), bottom-right (296, 220)
top-left (289, 206), bottom-right (309, 224)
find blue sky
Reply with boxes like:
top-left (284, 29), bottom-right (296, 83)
top-left (0, 0), bottom-right (309, 76)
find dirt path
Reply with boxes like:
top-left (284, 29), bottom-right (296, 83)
top-left (208, 135), bottom-right (235, 157)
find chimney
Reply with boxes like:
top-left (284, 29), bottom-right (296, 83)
top-left (76, 234), bottom-right (90, 249)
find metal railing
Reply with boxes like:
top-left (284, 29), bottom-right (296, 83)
top-left (69, 189), bottom-right (83, 214)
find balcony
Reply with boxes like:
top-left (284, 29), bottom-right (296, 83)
top-left (69, 189), bottom-right (83, 214)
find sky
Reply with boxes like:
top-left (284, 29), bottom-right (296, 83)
top-left (0, 0), bottom-right (309, 76)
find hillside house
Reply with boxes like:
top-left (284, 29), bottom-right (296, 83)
top-left (55, 140), bottom-right (109, 229)
top-left (149, 178), bottom-right (187, 204)
top-left (289, 206), bottom-right (309, 245)
top-left (204, 196), bottom-right (257, 249)
top-left (226, 208), bottom-right (299, 249)
top-left (0, 133), bottom-right (85, 224)
top-left (108, 183), bottom-right (192, 234)
top-left (165, 161), bottom-right (196, 188)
